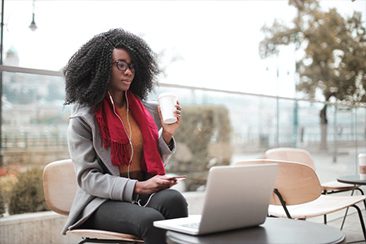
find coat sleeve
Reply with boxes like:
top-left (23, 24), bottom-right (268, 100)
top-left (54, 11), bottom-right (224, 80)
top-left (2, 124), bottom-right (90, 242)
top-left (67, 116), bottom-right (137, 202)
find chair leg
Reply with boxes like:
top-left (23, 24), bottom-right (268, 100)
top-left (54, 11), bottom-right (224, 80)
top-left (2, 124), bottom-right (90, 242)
top-left (350, 204), bottom-right (366, 241)
top-left (78, 239), bottom-right (87, 244)
top-left (354, 187), bottom-right (366, 209)
top-left (340, 189), bottom-right (356, 230)
top-left (323, 190), bottom-right (328, 224)
top-left (273, 188), bottom-right (292, 219)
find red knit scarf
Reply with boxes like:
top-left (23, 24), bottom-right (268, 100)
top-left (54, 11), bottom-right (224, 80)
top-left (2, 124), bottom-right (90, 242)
top-left (95, 91), bottom-right (165, 175)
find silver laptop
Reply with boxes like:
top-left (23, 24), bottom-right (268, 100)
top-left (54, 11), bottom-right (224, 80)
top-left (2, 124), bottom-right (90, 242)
top-left (154, 163), bottom-right (278, 235)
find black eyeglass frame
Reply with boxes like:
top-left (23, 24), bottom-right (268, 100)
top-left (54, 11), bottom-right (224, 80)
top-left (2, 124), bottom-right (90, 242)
top-left (112, 60), bottom-right (135, 72)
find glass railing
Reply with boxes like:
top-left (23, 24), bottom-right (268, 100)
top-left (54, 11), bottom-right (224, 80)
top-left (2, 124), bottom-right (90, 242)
top-left (1, 65), bottom-right (365, 185)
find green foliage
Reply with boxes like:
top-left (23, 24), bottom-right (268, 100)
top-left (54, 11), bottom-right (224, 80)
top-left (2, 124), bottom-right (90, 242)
top-left (0, 173), bottom-right (17, 214)
top-left (8, 167), bottom-right (47, 215)
top-left (168, 105), bottom-right (232, 191)
top-left (259, 0), bottom-right (366, 103)
top-left (0, 188), bottom-right (5, 216)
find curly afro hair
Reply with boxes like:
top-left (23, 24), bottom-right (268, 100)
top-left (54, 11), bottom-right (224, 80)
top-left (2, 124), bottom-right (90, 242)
top-left (64, 28), bottom-right (159, 107)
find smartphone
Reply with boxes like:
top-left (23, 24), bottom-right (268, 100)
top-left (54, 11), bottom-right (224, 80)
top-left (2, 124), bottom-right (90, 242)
top-left (167, 175), bottom-right (187, 180)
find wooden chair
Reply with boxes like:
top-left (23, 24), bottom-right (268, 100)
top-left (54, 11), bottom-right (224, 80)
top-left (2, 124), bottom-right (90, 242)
top-left (42, 159), bottom-right (143, 244)
top-left (233, 159), bottom-right (366, 241)
top-left (264, 147), bottom-right (366, 226)
top-left (264, 147), bottom-right (362, 195)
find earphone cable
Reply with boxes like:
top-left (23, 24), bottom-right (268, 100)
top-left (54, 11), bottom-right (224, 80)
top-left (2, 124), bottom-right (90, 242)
top-left (107, 91), bottom-right (134, 179)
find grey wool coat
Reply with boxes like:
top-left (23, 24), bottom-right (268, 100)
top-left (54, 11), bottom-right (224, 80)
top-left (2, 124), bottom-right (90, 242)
top-left (62, 101), bottom-right (176, 234)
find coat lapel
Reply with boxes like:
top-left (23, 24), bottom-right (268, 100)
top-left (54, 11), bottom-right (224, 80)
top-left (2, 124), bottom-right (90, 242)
top-left (77, 105), bottom-right (121, 176)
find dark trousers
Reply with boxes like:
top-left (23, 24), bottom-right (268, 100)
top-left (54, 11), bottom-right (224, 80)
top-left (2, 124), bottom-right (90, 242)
top-left (81, 189), bottom-right (188, 244)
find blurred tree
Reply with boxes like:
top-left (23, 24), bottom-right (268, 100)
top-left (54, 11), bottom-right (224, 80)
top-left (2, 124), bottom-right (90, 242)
top-left (259, 0), bottom-right (366, 150)
top-left (0, 189), bottom-right (5, 216)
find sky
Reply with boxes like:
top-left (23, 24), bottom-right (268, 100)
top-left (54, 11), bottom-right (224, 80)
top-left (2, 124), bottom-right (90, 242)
top-left (3, 0), bottom-right (366, 98)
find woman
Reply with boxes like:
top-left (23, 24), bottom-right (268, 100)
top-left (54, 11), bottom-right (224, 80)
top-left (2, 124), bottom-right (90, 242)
top-left (62, 28), bottom-right (188, 244)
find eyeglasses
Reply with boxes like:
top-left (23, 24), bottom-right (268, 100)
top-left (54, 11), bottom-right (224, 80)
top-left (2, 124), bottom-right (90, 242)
top-left (112, 60), bottom-right (135, 72)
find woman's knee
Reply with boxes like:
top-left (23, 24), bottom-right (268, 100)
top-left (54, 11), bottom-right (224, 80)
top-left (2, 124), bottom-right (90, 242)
top-left (168, 190), bottom-right (188, 208)
top-left (140, 209), bottom-right (165, 229)
top-left (156, 189), bottom-right (188, 218)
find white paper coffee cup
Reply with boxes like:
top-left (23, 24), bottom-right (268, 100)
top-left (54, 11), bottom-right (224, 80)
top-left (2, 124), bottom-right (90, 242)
top-left (158, 93), bottom-right (178, 124)
top-left (358, 153), bottom-right (366, 179)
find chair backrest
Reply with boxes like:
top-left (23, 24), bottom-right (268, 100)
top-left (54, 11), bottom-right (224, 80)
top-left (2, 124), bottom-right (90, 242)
top-left (43, 159), bottom-right (77, 215)
top-left (233, 159), bottom-right (322, 205)
top-left (264, 147), bottom-right (316, 171)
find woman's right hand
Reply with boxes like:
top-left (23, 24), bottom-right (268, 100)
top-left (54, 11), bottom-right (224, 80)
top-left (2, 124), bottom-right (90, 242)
top-left (134, 175), bottom-right (177, 194)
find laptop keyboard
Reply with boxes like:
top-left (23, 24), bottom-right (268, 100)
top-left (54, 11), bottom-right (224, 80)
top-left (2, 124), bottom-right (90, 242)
top-left (180, 222), bottom-right (200, 229)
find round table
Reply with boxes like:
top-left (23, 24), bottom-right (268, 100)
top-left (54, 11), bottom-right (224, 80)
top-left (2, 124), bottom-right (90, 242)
top-left (337, 175), bottom-right (366, 185)
top-left (166, 218), bottom-right (346, 244)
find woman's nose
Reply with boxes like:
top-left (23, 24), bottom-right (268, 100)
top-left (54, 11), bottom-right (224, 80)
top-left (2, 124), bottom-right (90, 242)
top-left (124, 68), bottom-right (134, 76)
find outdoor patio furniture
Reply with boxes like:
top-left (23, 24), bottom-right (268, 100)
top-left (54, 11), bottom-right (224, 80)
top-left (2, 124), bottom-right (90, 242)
top-left (264, 147), bottom-right (366, 225)
top-left (42, 159), bottom-right (143, 244)
top-left (264, 147), bottom-right (362, 195)
top-left (233, 159), bottom-right (366, 241)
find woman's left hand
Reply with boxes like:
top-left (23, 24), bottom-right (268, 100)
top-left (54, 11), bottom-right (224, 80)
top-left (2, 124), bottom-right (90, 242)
top-left (158, 102), bottom-right (182, 144)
